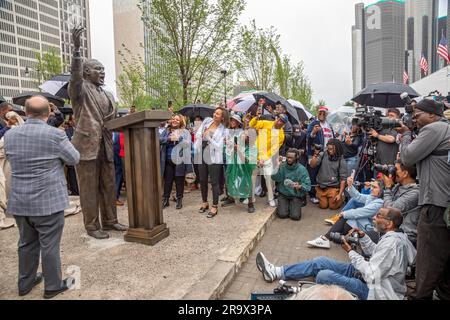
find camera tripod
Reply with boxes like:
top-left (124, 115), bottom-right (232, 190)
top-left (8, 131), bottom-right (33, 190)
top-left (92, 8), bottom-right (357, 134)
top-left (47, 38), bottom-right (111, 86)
top-left (355, 133), bottom-right (377, 183)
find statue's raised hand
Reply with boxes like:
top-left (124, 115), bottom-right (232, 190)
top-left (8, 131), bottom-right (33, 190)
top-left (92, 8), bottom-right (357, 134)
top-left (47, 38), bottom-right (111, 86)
top-left (72, 26), bottom-right (85, 50)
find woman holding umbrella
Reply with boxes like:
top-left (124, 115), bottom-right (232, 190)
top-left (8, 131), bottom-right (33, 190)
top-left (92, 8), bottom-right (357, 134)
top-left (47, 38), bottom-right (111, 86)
top-left (160, 114), bottom-right (192, 210)
top-left (194, 107), bottom-right (229, 218)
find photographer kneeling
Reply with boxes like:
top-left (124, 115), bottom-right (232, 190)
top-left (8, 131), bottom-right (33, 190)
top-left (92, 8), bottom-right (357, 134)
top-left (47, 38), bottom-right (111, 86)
top-left (396, 99), bottom-right (450, 300)
top-left (256, 207), bottom-right (417, 300)
top-left (307, 176), bottom-right (383, 249)
top-left (271, 149), bottom-right (311, 221)
top-left (309, 139), bottom-right (347, 210)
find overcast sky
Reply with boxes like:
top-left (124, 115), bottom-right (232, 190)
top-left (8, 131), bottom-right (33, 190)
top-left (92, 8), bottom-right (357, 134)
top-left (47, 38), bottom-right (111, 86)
top-left (90, 0), bottom-right (376, 106)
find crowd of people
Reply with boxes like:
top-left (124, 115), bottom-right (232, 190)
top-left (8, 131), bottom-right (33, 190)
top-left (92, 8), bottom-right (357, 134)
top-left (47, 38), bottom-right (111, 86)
top-left (1, 90), bottom-right (449, 300)
top-left (155, 96), bottom-right (449, 300)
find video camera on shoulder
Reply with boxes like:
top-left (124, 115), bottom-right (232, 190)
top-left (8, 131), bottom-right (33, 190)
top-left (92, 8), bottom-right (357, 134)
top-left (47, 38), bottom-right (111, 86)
top-left (352, 105), bottom-right (401, 132)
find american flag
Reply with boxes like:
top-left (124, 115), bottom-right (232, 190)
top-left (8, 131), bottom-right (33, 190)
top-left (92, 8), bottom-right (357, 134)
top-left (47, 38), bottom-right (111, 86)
top-left (403, 71), bottom-right (409, 84)
top-left (420, 54), bottom-right (429, 76)
top-left (437, 34), bottom-right (450, 64)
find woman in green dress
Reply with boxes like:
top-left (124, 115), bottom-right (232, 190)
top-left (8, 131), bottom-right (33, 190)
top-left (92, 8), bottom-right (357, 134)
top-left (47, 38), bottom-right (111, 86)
top-left (222, 113), bottom-right (257, 213)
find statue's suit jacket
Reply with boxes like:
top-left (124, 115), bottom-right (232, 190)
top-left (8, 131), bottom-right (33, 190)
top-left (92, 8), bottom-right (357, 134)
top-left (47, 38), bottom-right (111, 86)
top-left (68, 52), bottom-right (117, 162)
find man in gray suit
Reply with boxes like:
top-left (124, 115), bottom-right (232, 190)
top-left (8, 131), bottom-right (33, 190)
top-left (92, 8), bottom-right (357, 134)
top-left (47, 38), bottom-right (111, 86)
top-left (69, 27), bottom-right (127, 239)
top-left (5, 96), bottom-right (80, 299)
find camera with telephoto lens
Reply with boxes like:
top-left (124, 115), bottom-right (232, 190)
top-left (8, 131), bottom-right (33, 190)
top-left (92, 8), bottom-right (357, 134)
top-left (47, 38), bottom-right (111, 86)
top-left (352, 106), bottom-right (402, 132)
top-left (400, 92), bottom-right (415, 130)
top-left (329, 232), bottom-right (360, 245)
top-left (372, 163), bottom-right (396, 176)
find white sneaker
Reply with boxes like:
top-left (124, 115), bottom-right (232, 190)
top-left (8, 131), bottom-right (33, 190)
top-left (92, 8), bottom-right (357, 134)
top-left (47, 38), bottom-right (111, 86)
top-left (306, 236), bottom-right (331, 249)
top-left (310, 197), bottom-right (319, 204)
top-left (256, 252), bottom-right (278, 283)
top-left (269, 200), bottom-right (277, 207)
top-left (243, 199), bottom-right (249, 205)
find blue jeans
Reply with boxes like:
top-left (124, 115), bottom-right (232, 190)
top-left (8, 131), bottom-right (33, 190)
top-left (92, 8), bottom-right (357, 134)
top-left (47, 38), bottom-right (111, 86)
top-left (345, 156), bottom-right (358, 176)
top-left (342, 198), bottom-right (365, 212)
top-left (282, 256), bottom-right (369, 300)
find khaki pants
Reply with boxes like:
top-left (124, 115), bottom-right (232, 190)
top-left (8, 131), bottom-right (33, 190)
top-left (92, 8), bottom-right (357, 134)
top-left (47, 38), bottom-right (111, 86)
top-left (251, 159), bottom-right (275, 202)
top-left (315, 186), bottom-right (343, 210)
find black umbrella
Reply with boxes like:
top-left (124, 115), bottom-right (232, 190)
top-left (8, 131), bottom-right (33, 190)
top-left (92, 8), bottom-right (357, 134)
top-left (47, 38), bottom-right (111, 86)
top-left (352, 82), bottom-right (420, 108)
top-left (13, 92), bottom-right (65, 108)
top-left (295, 108), bottom-right (309, 123)
top-left (253, 92), bottom-right (300, 124)
top-left (179, 104), bottom-right (215, 120)
top-left (0, 96), bottom-right (6, 104)
top-left (12, 104), bottom-right (26, 116)
top-left (39, 74), bottom-right (71, 99)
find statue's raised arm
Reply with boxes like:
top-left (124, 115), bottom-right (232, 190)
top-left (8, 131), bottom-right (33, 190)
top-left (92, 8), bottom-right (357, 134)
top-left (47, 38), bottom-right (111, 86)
top-left (69, 26), bottom-right (86, 104)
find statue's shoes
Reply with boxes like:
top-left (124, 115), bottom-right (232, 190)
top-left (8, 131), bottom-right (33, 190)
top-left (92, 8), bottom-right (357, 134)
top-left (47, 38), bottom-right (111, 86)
top-left (102, 223), bottom-right (127, 232)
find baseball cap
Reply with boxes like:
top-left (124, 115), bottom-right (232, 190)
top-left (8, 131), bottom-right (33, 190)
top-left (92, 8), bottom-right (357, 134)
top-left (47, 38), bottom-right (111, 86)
top-left (278, 114), bottom-right (289, 123)
top-left (318, 106), bottom-right (329, 113)
top-left (231, 113), bottom-right (243, 125)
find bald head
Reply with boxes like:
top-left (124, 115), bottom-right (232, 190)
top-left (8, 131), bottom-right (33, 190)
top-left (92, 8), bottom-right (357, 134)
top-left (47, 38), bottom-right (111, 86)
top-left (83, 59), bottom-right (105, 86)
top-left (25, 96), bottom-right (50, 120)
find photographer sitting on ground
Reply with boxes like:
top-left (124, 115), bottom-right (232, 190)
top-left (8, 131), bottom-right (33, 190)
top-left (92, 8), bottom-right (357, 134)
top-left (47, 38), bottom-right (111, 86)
top-left (309, 139), bottom-right (347, 210)
top-left (256, 207), bottom-right (417, 300)
top-left (396, 98), bottom-right (450, 300)
top-left (380, 161), bottom-right (420, 246)
top-left (271, 148), bottom-right (311, 221)
top-left (306, 177), bottom-right (383, 249)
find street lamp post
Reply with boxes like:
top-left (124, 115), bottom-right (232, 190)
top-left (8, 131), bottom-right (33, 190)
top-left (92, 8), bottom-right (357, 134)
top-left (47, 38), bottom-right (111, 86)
top-left (221, 69), bottom-right (227, 106)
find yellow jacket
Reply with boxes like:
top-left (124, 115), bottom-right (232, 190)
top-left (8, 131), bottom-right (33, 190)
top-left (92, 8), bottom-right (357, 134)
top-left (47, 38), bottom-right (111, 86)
top-left (249, 117), bottom-right (285, 161)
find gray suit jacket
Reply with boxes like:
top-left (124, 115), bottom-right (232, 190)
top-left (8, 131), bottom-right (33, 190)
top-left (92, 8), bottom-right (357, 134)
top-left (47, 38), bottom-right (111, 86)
top-left (4, 119), bottom-right (80, 216)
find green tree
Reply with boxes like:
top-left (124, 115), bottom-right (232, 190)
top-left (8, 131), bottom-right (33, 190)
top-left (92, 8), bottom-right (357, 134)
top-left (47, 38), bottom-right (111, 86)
top-left (139, 0), bottom-right (245, 106)
top-left (34, 49), bottom-right (64, 86)
top-left (234, 20), bottom-right (280, 91)
top-left (116, 46), bottom-right (155, 110)
top-left (288, 61), bottom-right (314, 108)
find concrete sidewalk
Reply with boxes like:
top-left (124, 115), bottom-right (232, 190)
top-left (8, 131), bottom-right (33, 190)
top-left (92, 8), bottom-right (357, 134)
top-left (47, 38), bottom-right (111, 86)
top-left (0, 190), bottom-right (275, 300)
top-left (222, 204), bottom-right (348, 300)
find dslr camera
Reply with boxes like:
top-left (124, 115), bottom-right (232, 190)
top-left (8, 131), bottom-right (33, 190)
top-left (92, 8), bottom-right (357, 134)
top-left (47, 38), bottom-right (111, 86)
top-left (372, 163), bottom-right (396, 176)
top-left (400, 92), bottom-right (415, 130)
top-left (313, 144), bottom-right (323, 152)
top-left (352, 106), bottom-right (402, 132)
top-left (329, 231), bottom-right (360, 246)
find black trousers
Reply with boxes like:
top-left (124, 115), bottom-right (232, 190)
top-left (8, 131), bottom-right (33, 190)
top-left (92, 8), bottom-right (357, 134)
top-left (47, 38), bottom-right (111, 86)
top-left (163, 160), bottom-right (185, 200)
top-left (415, 205), bottom-right (450, 300)
top-left (325, 217), bottom-right (353, 239)
top-left (198, 163), bottom-right (222, 206)
top-left (67, 166), bottom-right (79, 195)
top-left (277, 194), bottom-right (302, 220)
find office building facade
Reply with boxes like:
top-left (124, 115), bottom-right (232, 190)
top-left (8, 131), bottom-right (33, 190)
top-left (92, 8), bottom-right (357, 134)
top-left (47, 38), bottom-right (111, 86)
top-left (352, 0), bottom-right (405, 94)
top-left (0, 0), bottom-right (90, 101)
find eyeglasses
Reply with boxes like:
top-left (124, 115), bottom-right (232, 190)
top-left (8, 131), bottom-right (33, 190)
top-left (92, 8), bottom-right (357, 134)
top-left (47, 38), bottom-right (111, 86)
top-left (413, 110), bottom-right (425, 118)
top-left (376, 213), bottom-right (392, 221)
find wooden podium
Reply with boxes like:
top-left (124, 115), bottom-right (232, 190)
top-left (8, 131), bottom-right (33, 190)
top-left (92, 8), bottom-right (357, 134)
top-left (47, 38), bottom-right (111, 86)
top-left (106, 110), bottom-right (171, 246)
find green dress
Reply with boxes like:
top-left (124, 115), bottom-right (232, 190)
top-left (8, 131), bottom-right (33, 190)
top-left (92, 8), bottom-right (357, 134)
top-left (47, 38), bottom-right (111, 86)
top-left (225, 130), bottom-right (257, 199)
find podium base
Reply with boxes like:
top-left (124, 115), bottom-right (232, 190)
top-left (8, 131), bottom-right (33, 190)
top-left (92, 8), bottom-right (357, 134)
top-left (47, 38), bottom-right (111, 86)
top-left (124, 224), bottom-right (170, 246)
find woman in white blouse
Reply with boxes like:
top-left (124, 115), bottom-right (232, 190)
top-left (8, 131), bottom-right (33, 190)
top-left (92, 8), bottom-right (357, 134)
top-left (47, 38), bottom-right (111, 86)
top-left (194, 107), bottom-right (229, 218)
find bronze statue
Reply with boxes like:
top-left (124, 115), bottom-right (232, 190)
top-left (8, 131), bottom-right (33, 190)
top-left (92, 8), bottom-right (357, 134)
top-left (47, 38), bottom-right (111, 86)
top-left (69, 27), bottom-right (127, 239)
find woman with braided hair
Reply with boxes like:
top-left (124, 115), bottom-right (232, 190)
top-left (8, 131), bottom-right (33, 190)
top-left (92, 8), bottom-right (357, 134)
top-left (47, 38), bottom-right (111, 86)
top-left (309, 138), bottom-right (348, 210)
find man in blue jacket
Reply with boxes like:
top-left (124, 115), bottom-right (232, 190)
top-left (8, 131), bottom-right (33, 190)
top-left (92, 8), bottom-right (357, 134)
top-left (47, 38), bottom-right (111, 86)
top-left (306, 106), bottom-right (335, 204)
